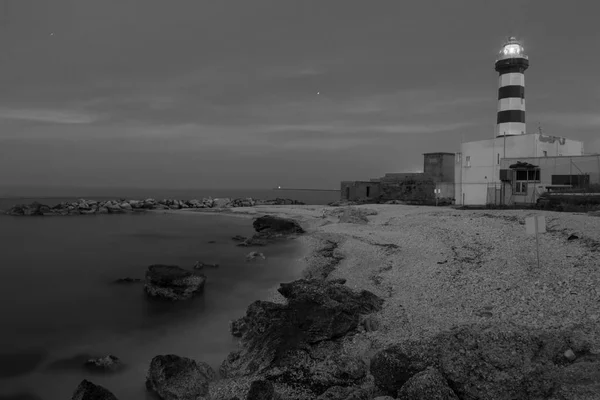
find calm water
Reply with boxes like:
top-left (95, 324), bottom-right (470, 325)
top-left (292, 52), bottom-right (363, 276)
top-left (0, 211), bottom-right (306, 399)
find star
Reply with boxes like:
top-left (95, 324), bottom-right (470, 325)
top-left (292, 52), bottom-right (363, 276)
top-left (50, 32), bottom-right (55, 36)
top-left (317, 92), bottom-right (320, 95)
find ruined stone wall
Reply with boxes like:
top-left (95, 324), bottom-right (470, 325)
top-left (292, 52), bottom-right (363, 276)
top-left (340, 181), bottom-right (381, 201)
top-left (379, 173), bottom-right (436, 204)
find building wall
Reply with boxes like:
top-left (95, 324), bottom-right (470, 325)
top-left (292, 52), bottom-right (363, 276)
top-left (379, 173), bottom-right (435, 203)
top-left (498, 154), bottom-right (600, 205)
top-left (340, 181), bottom-right (381, 201)
top-left (454, 134), bottom-right (585, 205)
top-left (435, 182), bottom-right (455, 200)
top-left (424, 153), bottom-right (455, 183)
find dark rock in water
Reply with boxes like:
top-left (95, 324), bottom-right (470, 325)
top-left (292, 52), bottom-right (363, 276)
top-left (71, 379), bottom-right (118, 400)
top-left (220, 279), bottom-right (383, 395)
top-left (252, 215), bottom-right (305, 237)
top-left (245, 251), bottom-right (266, 261)
top-left (146, 354), bottom-right (214, 400)
top-left (246, 379), bottom-right (275, 400)
top-left (84, 355), bottom-right (123, 373)
top-left (236, 237), bottom-right (269, 247)
top-left (370, 322), bottom-right (599, 400)
top-left (114, 277), bottom-right (142, 284)
top-left (144, 265), bottom-right (206, 301)
top-left (230, 318), bottom-right (247, 338)
top-left (396, 367), bottom-right (459, 400)
top-left (0, 349), bottom-right (47, 378)
top-left (232, 235), bottom-right (248, 242)
top-left (193, 261), bottom-right (219, 270)
top-left (207, 240), bottom-right (216, 244)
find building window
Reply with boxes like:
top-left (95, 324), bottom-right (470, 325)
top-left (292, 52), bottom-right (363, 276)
top-left (543, 151), bottom-right (547, 157)
top-left (497, 153), bottom-right (500, 165)
top-left (456, 153), bottom-right (462, 164)
top-left (366, 186), bottom-right (371, 197)
top-left (514, 182), bottom-right (527, 194)
top-left (465, 156), bottom-right (471, 167)
top-left (515, 169), bottom-right (540, 181)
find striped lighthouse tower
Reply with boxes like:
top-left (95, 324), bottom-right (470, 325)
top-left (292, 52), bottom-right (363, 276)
top-left (495, 37), bottom-right (529, 137)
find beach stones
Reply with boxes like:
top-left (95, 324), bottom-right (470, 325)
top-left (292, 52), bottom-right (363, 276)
top-left (72, 379), bottom-right (118, 400)
top-left (246, 379), bottom-right (275, 400)
top-left (396, 367), bottom-right (459, 400)
top-left (144, 265), bottom-right (206, 301)
top-left (146, 354), bottom-right (214, 400)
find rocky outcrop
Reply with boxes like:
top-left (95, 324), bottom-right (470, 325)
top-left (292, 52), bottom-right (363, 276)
top-left (84, 355), bottom-right (123, 373)
top-left (5, 197), bottom-right (305, 216)
top-left (146, 354), bottom-right (215, 400)
top-left (396, 367), bottom-right (459, 400)
top-left (144, 265), bottom-right (206, 301)
top-left (72, 379), bottom-right (118, 400)
top-left (370, 322), bottom-right (600, 400)
top-left (220, 279), bottom-right (384, 396)
top-left (246, 379), bottom-right (276, 400)
top-left (252, 215), bottom-right (305, 237)
top-left (245, 252), bottom-right (266, 262)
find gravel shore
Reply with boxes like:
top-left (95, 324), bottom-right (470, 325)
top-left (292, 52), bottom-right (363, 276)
top-left (193, 204), bottom-right (600, 399)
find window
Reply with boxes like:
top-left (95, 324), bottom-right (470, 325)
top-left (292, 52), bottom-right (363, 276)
top-left (515, 169), bottom-right (540, 181)
top-left (366, 186), bottom-right (371, 197)
top-left (465, 156), bottom-right (471, 167)
top-left (514, 182), bottom-right (527, 194)
top-left (543, 151), bottom-right (547, 157)
top-left (497, 153), bottom-right (500, 165)
top-left (456, 153), bottom-right (462, 164)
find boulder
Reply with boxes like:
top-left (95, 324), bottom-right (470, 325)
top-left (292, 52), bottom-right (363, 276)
top-left (396, 367), bottom-right (459, 400)
top-left (213, 198), bottom-right (232, 208)
top-left (370, 322), bottom-right (598, 400)
top-left (114, 277), bottom-right (142, 284)
top-left (193, 261), bottom-right (219, 270)
top-left (144, 265), bottom-right (206, 301)
top-left (220, 279), bottom-right (383, 395)
top-left (230, 318), bottom-right (247, 338)
top-left (237, 237), bottom-right (268, 247)
top-left (71, 379), bottom-right (118, 400)
top-left (232, 235), bottom-right (247, 242)
top-left (146, 354), bottom-right (214, 400)
top-left (252, 216), bottom-right (305, 237)
top-left (97, 207), bottom-right (109, 214)
top-left (84, 355), bottom-right (123, 373)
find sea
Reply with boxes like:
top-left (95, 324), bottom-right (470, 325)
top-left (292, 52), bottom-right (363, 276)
top-left (0, 188), bottom-right (340, 400)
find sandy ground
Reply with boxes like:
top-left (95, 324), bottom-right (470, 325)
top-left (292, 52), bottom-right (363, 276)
top-left (177, 204), bottom-right (600, 356)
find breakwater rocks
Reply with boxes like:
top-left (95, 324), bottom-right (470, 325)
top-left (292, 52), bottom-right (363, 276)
top-left (5, 197), bottom-right (305, 216)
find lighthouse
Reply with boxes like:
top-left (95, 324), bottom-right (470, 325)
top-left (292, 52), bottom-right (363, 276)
top-left (495, 37), bottom-right (529, 137)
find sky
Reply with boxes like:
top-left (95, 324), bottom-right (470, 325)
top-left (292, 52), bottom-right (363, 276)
top-left (0, 0), bottom-right (599, 190)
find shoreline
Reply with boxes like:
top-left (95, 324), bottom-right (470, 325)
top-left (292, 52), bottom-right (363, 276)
top-left (204, 204), bottom-right (600, 399)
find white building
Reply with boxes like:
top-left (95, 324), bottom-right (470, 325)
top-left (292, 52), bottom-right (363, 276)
top-left (454, 133), bottom-right (585, 205)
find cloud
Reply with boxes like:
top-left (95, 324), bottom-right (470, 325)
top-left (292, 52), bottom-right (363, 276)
top-left (0, 107), bottom-right (99, 124)
top-left (537, 112), bottom-right (600, 129)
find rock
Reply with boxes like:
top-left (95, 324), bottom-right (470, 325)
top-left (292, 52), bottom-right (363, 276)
top-left (237, 237), bottom-right (269, 247)
top-left (567, 234), bottom-right (579, 240)
top-left (564, 349), bottom-right (576, 361)
top-left (72, 379), bottom-right (118, 400)
top-left (370, 322), bottom-right (597, 400)
top-left (84, 355), bottom-right (123, 373)
top-left (245, 252), bottom-right (266, 261)
top-left (372, 397), bottom-right (395, 400)
top-left (232, 235), bottom-right (247, 242)
top-left (97, 207), bottom-right (109, 214)
top-left (252, 216), bottom-right (305, 236)
top-left (396, 367), bottom-right (459, 400)
top-left (146, 354), bottom-right (214, 400)
top-left (213, 198), bottom-right (232, 208)
top-left (316, 386), bottom-right (352, 400)
top-left (246, 379), bottom-right (275, 400)
top-left (230, 318), bottom-right (247, 338)
top-left (194, 261), bottom-right (219, 270)
top-left (220, 279), bottom-right (384, 395)
top-left (144, 265), bottom-right (206, 301)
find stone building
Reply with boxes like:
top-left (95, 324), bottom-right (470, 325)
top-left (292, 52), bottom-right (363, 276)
top-left (340, 152), bottom-right (456, 204)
